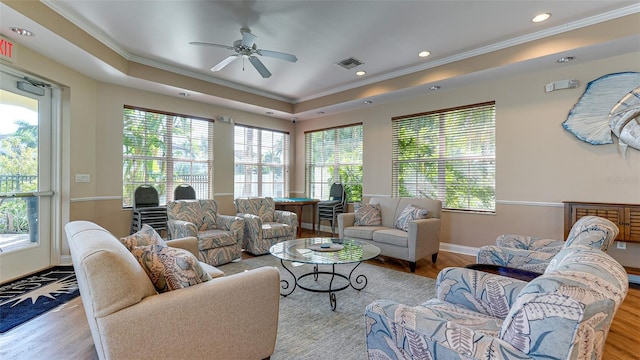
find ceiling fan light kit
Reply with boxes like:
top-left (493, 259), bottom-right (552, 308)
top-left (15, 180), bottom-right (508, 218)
top-left (190, 28), bottom-right (297, 78)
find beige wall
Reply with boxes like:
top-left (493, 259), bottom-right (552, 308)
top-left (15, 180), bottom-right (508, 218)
top-left (5, 37), bottom-right (640, 268)
top-left (295, 52), bottom-right (640, 267)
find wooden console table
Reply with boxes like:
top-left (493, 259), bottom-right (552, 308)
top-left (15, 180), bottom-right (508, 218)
top-left (564, 201), bottom-right (640, 243)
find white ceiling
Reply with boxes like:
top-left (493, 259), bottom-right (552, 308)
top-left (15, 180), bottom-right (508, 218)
top-left (1, 1), bottom-right (639, 120)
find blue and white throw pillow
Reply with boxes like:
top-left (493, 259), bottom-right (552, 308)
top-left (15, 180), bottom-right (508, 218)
top-left (394, 204), bottom-right (429, 231)
top-left (355, 203), bottom-right (382, 226)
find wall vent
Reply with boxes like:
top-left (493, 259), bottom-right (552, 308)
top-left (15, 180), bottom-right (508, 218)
top-left (336, 57), bottom-right (364, 69)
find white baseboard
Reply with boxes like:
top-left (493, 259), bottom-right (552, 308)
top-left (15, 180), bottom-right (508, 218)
top-left (439, 242), bottom-right (479, 257)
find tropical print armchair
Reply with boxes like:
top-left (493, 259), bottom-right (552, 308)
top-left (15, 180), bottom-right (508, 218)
top-left (476, 215), bottom-right (619, 273)
top-left (166, 199), bottom-right (244, 266)
top-left (234, 197), bottom-right (297, 255)
top-left (365, 244), bottom-right (628, 359)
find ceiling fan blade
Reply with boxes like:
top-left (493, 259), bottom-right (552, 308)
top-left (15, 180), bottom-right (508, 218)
top-left (189, 41), bottom-right (234, 51)
top-left (249, 56), bottom-right (272, 78)
top-left (211, 55), bottom-right (239, 72)
top-left (241, 30), bottom-right (257, 48)
top-left (257, 49), bottom-right (298, 63)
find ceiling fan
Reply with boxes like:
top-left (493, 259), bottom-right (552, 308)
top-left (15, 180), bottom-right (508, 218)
top-left (190, 28), bottom-right (298, 78)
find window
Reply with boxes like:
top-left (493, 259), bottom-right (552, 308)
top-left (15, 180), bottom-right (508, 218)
top-left (122, 106), bottom-right (213, 207)
top-left (392, 102), bottom-right (495, 212)
top-left (234, 125), bottom-right (289, 198)
top-left (305, 124), bottom-right (363, 203)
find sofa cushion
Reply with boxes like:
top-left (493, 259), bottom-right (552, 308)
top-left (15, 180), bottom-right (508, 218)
top-left (372, 228), bottom-right (409, 247)
top-left (344, 226), bottom-right (387, 240)
top-left (394, 204), bottom-right (429, 231)
top-left (120, 224), bottom-right (167, 251)
top-left (198, 229), bottom-right (239, 249)
top-left (262, 222), bottom-right (292, 239)
top-left (131, 244), bottom-right (212, 293)
top-left (355, 203), bottom-right (382, 226)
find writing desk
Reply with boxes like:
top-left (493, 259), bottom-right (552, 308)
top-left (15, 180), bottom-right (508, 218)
top-left (273, 197), bottom-right (319, 236)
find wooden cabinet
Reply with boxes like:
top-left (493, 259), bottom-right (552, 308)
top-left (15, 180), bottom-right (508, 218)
top-left (564, 201), bottom-right (640, 243)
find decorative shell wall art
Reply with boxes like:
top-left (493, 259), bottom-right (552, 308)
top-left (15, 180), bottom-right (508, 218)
top-left (562, 71), bottom-right (640, 158)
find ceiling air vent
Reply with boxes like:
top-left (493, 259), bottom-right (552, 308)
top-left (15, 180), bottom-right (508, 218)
top-left (336, 57), bottom-right (364, 70)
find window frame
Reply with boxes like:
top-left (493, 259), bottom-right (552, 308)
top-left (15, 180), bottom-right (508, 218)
top-left (122, 105), bottom-right (214, 207)
top-left (305, 123), bottom-right (363, 203)
top-left (233, 124), bottom-right (290, 198)
top-left (392, 101), bottom-right (496, 213)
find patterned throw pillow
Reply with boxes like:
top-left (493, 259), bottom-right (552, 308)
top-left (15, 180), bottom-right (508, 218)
top-left (120, 224), bottom-right (166, 251)
top-left (394, 204), bottom-right (429, 231)
top-left (355, 203), bottom-right (382, 226)
top-left (130, 245), bottom-right (212, 293)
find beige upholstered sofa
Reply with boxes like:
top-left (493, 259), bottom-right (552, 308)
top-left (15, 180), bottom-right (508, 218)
top-left (65, 221), bottom-right (279, 360)
top-left (338, 197), bottom-right (441, 272)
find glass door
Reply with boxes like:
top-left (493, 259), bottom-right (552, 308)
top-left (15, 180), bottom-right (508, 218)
top-left (0, 68), bottom-right (53, 282)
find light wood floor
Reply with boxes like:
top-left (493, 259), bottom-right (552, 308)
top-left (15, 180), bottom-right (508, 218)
top-left (1, 229), bottom-right (638, 359)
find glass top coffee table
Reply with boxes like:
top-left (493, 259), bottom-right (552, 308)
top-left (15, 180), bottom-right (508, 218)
top-left (269, 237), bottom-right (381, 310)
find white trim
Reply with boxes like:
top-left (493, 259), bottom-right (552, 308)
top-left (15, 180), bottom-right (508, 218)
top-left (439, 242), bottom-right (479, 257)
top-left (70, 196), bottom-right (122, 203)
top-left (496, 200), bottom-right (564, 207)
top-left (214, 193), bottom-right (234, 197)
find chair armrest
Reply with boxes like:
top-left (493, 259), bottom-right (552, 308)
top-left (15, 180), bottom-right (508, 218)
top-left (496, 234), bottom-right (564, 252)
top-left (337, 213), bottom-right (355, 238)
top-left (274, 210), bottom-right (297, 227)
top-left (435, 267), bottom-right (528, 318)
top-left (165, 236), bottom-right (199, 257)
top-left (99, 267), bottom-right (280, 360)
top-left (167, 219), bottom-right (197, 239)
top-left (217, 214), bottom-right (244, 235)
top-left (365, 299), bottom-right (531, 359)
top-left (237, 213), bottom-right (263, 241)
top-left (476, 245), bottom-right (556, 273)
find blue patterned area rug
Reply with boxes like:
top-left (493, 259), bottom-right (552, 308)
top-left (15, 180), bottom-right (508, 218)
top-left (0, 266), bottom-right (79, 333)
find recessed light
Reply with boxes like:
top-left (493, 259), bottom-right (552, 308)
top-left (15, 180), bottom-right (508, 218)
top-left (429, 85), bottom-right (441, 91)
top-left (363, 100), bottom-right (373, 105)
top-left (356, 70), bottom-right (366, 76)
top-left (418, 51), bottom-right (431, 58)
top-left (10, 27), bottom-right (34, 36)
top-left (557, 56), bottom-right (575, 63)
top-left (532, 13), bottom-right (551, 23)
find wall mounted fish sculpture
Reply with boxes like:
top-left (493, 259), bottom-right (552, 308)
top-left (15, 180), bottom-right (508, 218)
top-left (562, 71), bottom-right (640, 158)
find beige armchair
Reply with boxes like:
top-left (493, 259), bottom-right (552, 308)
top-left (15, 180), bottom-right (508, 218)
top-left (65, 221), bottom-right (280, 360)
top-left (166, 199), bottom-right (244, 266)
top-left (234, 197), bottom-right (298, 255)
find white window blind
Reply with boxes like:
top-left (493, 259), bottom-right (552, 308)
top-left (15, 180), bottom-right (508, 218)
top-left (122, 105), bottom-right (214, 206)
top-left (392, 101), bottom-right (496, 212)
top-left (305, 124), bottom-right (363, 202)
top-left (234, 124), bottom-right (289, 198)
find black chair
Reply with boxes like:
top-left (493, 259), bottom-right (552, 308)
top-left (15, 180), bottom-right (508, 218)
top-left (130, 185), bottom-right (167, 234)
top-left (174, 184), bottom-right (196, 200)
top-left (317, 182), bottom-right (346, 236)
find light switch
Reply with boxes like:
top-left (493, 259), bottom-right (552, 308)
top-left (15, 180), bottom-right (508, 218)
top-left (75, 173), bottom-right (90, 183)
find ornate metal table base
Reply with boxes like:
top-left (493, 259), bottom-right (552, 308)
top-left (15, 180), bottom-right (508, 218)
top-left (278, 259), bottom-right (368, 310)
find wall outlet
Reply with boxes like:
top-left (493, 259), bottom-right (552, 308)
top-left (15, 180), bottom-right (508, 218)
top-left (75, 173), bottom-right (90, 183)
top-left (616, 241), bottom-right (626, 250)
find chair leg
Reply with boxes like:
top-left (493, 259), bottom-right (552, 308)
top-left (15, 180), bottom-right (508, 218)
top-left (432, 252), bottom-right (438, 263)
top-left (409, 261), bottom-right (416, 273)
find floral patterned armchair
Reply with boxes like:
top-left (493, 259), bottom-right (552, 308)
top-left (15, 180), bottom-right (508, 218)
top-left (365, 243), bottom-right (628, 359)
top-left (167, 200), bottom-right (244, 266)
top-left (234, 197), bottom-right (297, 255)
top-left (476, 215), bottom-right (619, 273)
